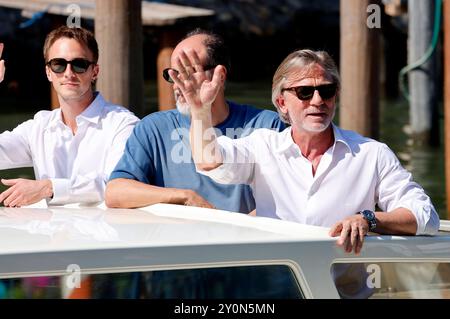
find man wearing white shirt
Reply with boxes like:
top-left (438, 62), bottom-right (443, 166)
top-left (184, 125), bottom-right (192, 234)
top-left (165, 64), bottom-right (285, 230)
top-left (172, 48), bottom-right (440, 255)
top-left (0, 26), bottom-right (138, 207)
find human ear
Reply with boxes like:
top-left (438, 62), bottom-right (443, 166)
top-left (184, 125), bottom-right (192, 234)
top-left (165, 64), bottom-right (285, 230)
top-left (92, 64), bottom-right (99, 81)
top-left (45, 66), bottom-right (52, 82)
top-left (276, 95), bottom-right (288, 114)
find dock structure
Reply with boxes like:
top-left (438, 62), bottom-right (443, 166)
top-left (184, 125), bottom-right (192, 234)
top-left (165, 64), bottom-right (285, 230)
top-left (0, 0), bottom-right (214, 115)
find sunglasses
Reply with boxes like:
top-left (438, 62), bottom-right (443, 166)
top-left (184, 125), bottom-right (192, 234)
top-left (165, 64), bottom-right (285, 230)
top-left (46, 58), bottom-right (95, 74)
top-left (282, 83), bottom-right (337, 101)
top-left (162, 65), bottom-right (216, 83)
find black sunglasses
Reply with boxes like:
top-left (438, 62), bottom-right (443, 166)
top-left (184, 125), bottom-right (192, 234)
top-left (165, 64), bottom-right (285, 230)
top-left (46, 58), bottom-right (95, 74)
top-left (282, 83), bottom-right (337, 101)
top-left (162, 65), bottom-right (216, 83)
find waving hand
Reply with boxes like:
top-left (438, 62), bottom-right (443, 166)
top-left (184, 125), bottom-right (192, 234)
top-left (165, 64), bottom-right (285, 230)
top-left (169, 49), bottom-right (224, 111)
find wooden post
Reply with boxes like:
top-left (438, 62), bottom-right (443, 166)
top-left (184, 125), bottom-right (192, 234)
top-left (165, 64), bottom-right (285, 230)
top-left (408, 0), bottom-right (438, 145)
top-left (95, 0), bottom-right (144, 116)
top-left (444, 0), bottom-right (450, 219)
top-left (340, 0), bottom-right (380, 139)
top-left (157, 30), bottom-right (180, 110)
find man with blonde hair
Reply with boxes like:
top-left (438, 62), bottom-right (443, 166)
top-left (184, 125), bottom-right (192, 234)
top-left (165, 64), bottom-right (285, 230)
top-left (0, 26), bottom-right (138, 207)
top-left (175, 48), bottom-right (439, 255)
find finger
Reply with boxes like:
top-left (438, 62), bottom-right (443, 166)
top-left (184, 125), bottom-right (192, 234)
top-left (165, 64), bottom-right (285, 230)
top-left (0, 61), bottom-right (4, 82)
top-left (178, 51), bottom-right (195, 78)
top-left (350, 225), bottom-right (359, 249)
top-left (3, 190), bottom-right (18, 207)
top-left (329, 222), bottom-right (342, 236)
top-left (210, 65), bottom-right (224, 86)
top-left (169, 69), bottom-right (185, 89)
top-left (0, 43), bottom-right (3, 58)
top-left (8, 196), bottom-right (23, 208)
top-left (179, 50), bottom-right (194, 69)
top-left (345, 235), bottom-right (353, 253)
top-left (1, 178), bottom-right (18, 186)
top-left (337, 223), bottom-right (350, 246)
top-left (174, 56), bottom-right (189, 80)
top-left (191, 50), bottom-right (203, 72)
top-left (0, 186), bottom-right (15, 203)
top-left (355, 227), bottom-right (366, 255)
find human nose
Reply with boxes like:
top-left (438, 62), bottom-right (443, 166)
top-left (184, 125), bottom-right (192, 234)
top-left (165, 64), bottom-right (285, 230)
top-left (63, 63), bottom-right (76, 77)
top-left (309, 89), bottom-right (324, 106)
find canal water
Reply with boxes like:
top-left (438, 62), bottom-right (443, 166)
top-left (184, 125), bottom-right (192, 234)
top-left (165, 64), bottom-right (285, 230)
top-left (0, 80), bottom-right (446, 218)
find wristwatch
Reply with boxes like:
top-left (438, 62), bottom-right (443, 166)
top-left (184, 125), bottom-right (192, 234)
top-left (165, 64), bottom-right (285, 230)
top-left (358, 210), bottom-right (377, 232)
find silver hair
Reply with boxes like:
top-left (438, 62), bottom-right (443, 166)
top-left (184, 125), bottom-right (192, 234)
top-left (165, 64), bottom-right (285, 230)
top-left (271, 49), bottom-right (340, 124)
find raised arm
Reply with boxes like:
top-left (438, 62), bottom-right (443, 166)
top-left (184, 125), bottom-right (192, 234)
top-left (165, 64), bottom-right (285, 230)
top-left (170, 49), bottom-right (224, 171)
top-left (0, 43), bottom-right (4, 83)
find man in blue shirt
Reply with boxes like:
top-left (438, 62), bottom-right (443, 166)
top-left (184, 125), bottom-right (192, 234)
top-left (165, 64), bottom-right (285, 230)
top-left (105, 29), bottom-right (284, 213)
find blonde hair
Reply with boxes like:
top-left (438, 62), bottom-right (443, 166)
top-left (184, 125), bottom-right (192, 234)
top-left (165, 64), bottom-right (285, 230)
top-left (43, 26), bottom-right (98, 63)
top-left (271, 49), bottom-right (340, 124)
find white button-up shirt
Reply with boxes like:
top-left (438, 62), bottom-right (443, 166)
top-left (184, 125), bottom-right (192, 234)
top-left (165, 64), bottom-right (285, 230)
top-left (0, 93), bottom-right (139, 205)
top-left (200, 124), bottom-right (439, 235)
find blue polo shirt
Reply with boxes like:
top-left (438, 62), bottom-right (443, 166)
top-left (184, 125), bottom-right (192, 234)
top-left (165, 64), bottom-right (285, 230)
top-left (110, 101), bottom-right (285, 213)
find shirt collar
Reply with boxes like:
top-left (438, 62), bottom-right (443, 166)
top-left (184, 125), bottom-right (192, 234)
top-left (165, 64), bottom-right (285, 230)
top-left (46, 92), bottom-right (105, 131)
top-left (76, 92), bottom-right (104, 125)
top-left (275, 123), bottom-right (354, 155)
top-left (275, 127), bottom-right (295, 153)
top-left (46, 108), bottom-right (64, 130)
top-left (331, 123), bottom-right (354, 155)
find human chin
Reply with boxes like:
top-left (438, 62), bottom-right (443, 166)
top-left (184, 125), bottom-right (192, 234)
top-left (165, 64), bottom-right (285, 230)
top-left (300, 114), bottom-right (333, 133)
top-left (301, 121), bottom-right (330, 133)
top-left (176, 100), bottom-right (191, 116)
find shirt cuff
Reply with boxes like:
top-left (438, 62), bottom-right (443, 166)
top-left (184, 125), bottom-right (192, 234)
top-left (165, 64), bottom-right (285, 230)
top-left (196, 138), bottom-right (237, 184)
top-left (393, 202), bottom-right (440, 235)
top-left (197, 161), bottom-right (236, 184)
top-left (48, 178), bottom-right (71, 205)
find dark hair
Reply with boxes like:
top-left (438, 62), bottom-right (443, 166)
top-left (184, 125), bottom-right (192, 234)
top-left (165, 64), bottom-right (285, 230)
top-left (43, 26), bottom-right (98, 63)
top-left (184, 28), bottom-right (231, 74)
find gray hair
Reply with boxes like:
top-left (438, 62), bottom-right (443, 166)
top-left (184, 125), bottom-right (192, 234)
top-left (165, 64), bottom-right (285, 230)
top-left (271, 49), bottom-right (340, 124)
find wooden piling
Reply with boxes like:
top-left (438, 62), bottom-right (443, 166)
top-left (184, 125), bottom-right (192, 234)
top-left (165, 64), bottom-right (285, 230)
top-left (340, 0), bottom-right (380, 139)
top-left (95, 0), bottom-right (144, 116)
top-left (408, 0), bottom-right (438, 146)
top-left (156, 30), bottom-right (181, 110)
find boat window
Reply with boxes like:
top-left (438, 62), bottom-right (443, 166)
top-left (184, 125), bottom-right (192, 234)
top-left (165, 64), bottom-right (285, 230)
top-left (330, 262), bottom-right (450, 299)
top-left (0, 265), bottom-right (303, 299)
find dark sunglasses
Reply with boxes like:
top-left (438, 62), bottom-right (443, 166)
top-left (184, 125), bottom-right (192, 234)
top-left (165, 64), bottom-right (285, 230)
top-left (282, 83), bottom-right (337, 101)
top-left (46, 58), bottom-right (95, 74)
top-left (162, 65), bottom-right (216, 83)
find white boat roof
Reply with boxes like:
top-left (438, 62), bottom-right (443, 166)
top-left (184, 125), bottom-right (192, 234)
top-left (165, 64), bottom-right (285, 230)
top-left (0, 203), bottom-right (334, 255)
top-left (1, 203), bottom-right (450, 256)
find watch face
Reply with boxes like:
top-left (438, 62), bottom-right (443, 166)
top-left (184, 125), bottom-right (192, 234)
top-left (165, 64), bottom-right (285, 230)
top-left (364, 210), bottom-right (375, 220)
top-left (362, 210), bottom-right (376, 231)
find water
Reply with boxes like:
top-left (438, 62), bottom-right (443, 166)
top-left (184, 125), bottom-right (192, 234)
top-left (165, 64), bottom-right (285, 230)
top-left (0, 81), bottom-right (446, 219)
